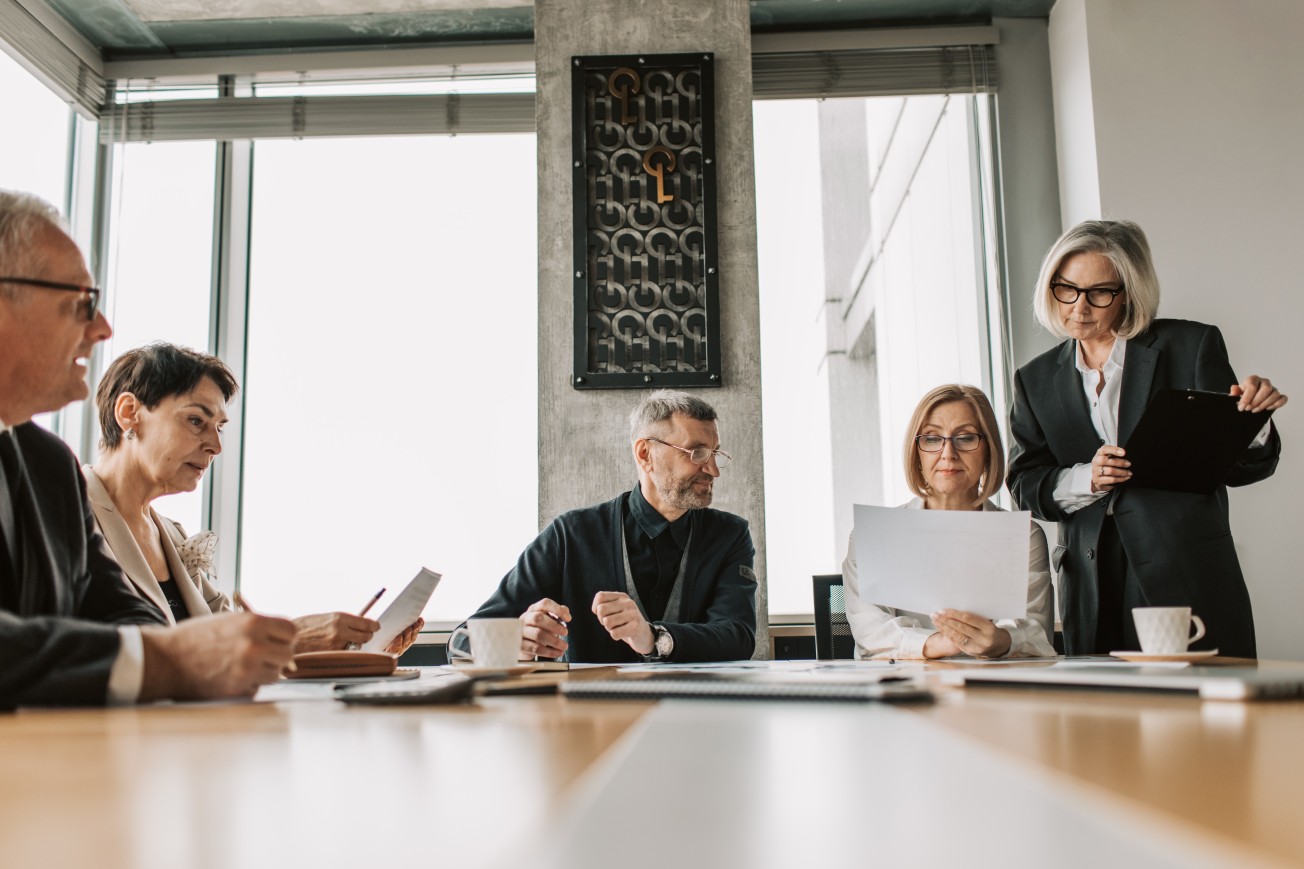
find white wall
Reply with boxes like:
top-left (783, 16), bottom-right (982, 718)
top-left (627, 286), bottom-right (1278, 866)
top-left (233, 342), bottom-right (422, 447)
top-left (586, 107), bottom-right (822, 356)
top-left (1049, 0), bottom-right (1304, 660)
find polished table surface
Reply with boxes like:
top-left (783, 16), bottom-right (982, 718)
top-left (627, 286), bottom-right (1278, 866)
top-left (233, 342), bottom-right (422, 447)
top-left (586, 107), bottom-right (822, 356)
top-left (2, 663), bottom-right (1302, 869)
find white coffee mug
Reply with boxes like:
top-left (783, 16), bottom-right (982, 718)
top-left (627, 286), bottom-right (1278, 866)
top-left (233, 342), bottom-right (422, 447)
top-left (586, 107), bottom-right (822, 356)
top-left (447, 618), bottom-right (523, 669)
top-left (1132, 607), bottom-right (1206, 654)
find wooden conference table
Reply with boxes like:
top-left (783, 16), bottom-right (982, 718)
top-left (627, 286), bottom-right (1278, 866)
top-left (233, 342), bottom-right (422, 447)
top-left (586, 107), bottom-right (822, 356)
top-left (2, 661), bottom-right (1303, 869)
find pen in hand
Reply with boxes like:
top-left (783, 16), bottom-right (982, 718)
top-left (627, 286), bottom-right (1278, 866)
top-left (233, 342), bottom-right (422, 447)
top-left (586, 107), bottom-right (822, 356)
top-left (233, 593), bottom-right (297, 674)
top-left (358, 587), bottom-right (386, 617)
top-left (344, 588), bottom-right (386, 650)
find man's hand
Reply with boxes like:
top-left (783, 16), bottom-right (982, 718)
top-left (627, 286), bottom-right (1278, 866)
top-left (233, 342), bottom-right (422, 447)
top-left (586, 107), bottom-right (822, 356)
top-left (591, 591), bottom-right (654, 655)
top-left (138, 612), bottom-right (297, 701)
top-left (520, 599), bottom-right (571, 660)
top-left (291, 612), bottom-right (382, 652)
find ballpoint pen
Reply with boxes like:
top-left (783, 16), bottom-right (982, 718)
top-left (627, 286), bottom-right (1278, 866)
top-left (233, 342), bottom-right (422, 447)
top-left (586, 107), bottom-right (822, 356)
top-left (344, 588), bottom-right (386, 650)
top-left (358, 587), bottom-right (386, 617)
top-left (233, 593), bottom-right (297, 673)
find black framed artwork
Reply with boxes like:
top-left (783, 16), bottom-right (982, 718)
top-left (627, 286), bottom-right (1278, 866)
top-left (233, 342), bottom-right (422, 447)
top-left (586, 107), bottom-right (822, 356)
top-left (571, 52), bottom-right (720, 389)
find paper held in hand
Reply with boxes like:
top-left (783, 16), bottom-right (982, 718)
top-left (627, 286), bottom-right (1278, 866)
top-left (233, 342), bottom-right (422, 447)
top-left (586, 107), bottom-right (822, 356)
top-left (852, 504), bottom-right (1030, 621)
top-left (360, 567), bottom-right (442, 652)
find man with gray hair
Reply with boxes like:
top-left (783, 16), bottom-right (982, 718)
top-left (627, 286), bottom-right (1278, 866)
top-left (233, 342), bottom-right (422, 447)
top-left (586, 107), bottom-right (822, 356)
top-left (467, 389), bottom-right (756, 663)
top-left (0, 189), bottom-right (296, 707)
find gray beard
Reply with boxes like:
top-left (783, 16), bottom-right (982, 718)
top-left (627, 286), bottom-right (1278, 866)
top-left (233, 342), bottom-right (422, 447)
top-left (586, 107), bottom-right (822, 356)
top-left (658, 475), bottom-right (712, 511)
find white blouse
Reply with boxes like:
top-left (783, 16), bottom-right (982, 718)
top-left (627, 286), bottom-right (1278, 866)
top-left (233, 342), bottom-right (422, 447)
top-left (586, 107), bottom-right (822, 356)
top-left (841, 498), bottom-right (1056, 660)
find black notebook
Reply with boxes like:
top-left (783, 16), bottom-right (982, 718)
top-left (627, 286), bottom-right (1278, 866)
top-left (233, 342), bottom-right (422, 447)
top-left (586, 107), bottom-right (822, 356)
top-left (1123, 389), bottom-right (1273, 494)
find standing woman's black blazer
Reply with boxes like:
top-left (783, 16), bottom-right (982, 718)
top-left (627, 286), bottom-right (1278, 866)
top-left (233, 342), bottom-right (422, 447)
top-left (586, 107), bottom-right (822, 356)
top-left (1007, 319), bottom-right (1281, 657)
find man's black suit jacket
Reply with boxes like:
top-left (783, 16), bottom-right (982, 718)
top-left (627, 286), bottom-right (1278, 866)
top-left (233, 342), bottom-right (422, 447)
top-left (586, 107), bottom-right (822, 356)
top-left (1008, 319), bottom-right (1281, 658)
top-left (471, 489), bottom-right (757, 663)
top-left (0, 422), bottom-right (166, 708)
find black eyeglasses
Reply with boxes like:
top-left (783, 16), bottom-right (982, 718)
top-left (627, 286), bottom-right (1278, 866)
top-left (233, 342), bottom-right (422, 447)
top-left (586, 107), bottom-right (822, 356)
top-left (915, 433), bottom-right (985, 453)
top-left (0, 277), bottom-right (102, 322)
top-left (1050, 281), bottom-right (1125, 309)
top-left (646, 436), bottom-right (732, 469)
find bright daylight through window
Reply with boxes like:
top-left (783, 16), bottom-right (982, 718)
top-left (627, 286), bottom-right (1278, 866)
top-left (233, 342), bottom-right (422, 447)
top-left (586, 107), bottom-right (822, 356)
top-left (238, 133), bottom-right (539, 624)
top-left (755, 93), bottom-right (1005, 618)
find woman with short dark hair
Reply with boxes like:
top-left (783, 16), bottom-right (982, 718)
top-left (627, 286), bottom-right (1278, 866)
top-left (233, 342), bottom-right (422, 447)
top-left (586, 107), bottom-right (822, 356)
top-left (85, 342), bottom-right (420, 652)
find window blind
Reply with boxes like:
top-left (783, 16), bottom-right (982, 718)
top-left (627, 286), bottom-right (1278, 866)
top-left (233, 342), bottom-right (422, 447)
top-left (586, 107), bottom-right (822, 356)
top-left (752, 44), bottom-right (998, 99)
top-left (97, 91), bottom-right (537, 143)
top-left (0, 0), bottom-right (106, 118)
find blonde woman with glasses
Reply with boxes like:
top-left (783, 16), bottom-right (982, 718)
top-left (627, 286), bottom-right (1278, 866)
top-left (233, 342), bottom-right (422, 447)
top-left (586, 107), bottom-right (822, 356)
top-left (842, 384), bottom-right (1056, 660)
top-left (1008, 220), bottom-right (1284, 658)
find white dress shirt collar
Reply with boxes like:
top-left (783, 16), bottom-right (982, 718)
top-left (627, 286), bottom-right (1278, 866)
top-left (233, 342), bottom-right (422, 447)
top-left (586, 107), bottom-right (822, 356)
top-left (1073, 336), bottom-right (1128, 446)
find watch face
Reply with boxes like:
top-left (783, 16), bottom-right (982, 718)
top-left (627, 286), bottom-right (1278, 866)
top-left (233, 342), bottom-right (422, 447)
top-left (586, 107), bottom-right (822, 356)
top-left (655, 628), bottom-right (673, 656)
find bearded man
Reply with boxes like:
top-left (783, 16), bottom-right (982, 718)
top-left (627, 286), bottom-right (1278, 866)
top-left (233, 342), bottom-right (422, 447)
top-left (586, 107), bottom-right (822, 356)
top-left (465, 390), bottom-right (756, 663)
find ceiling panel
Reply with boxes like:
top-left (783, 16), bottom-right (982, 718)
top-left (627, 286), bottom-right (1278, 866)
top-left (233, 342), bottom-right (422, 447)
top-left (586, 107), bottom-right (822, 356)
top-left (38, 0), bottom-right (1055, 60)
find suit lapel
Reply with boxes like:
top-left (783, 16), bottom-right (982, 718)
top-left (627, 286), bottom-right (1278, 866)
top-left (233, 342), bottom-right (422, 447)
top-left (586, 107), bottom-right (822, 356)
top-left (83, 467), bottom-right (175, 623)
top-left (1118, 332), bottom-right (1159, 445)
top-left (7, 428), bottom-right (64, 614)
top-left (1051, 341), bottom-right (1104, 460)
top-left (0, 432), bottom-right (20, 584)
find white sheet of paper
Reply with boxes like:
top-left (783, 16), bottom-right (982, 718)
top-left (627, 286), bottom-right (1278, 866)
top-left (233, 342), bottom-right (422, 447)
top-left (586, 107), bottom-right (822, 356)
top-left (852, 504), bottom-right (1030, 621)
top-left (360, 567), bottom-right (442, 652)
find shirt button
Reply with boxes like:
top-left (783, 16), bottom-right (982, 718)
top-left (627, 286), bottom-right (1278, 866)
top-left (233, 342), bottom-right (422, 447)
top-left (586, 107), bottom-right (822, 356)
top-left (1087, 549), bottom-right (1095, 560)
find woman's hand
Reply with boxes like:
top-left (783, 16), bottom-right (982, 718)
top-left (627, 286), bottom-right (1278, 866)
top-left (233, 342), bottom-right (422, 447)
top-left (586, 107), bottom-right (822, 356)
top-left (384, 618), bottom-right (424, 656)
top-left (930, 609), bottom-right (1012, 658)
top-left (1231, 375), bottom-right (1287, 412)
top-left (291, 612), bottom-right (381, 652)
top-left (1091, 444), bottom-right (1131, 493)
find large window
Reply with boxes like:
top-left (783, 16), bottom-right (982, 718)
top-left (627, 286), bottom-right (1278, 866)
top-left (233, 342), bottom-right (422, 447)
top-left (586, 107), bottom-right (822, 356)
top-left (98, 141), bottom-right (217, 533)
top-left (0, 49), bottom-right (76, 437)
top-left (238, 133), bottom-right (539, 624)
top-left (0, 50), bottom-right (71, 206)
top-left (753, 100), bottom-right (837, 619)
top-left (755, 94), bottom-right (1006, 617)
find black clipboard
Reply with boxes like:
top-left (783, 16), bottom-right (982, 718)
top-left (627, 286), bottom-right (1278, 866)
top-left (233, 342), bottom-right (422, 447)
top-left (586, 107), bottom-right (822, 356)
top-left (1122, 389), bottom-right (1273, 494)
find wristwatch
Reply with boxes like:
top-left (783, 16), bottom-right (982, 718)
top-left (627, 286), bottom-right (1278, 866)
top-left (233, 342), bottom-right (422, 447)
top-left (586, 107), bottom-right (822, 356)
top-left (651, 623), bottom-right (674, 659)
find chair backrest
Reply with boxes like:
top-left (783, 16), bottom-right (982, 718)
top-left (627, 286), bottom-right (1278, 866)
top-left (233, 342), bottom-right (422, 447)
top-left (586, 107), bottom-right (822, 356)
top-left (812, 574), bottom-right (856, 660)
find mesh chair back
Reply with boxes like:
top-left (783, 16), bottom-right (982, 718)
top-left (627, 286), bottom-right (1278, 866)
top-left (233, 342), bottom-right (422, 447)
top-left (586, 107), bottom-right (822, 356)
top-left (812, 574), bottom-right (856, 660)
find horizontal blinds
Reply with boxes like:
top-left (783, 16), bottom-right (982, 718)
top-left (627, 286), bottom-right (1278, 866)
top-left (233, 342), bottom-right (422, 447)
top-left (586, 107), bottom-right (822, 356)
top-left (97, 91), bottom-right (536, 143)
top-left (0, 0), bottom-right (106, 118)
top-left (90, 43), bottom-right (998, 142)
top-left (752, 44), bottom-right (997, 99)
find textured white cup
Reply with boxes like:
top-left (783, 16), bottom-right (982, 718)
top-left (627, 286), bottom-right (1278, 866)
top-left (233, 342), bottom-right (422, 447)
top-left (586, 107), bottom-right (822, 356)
top-left (1132, 607), bottom-right (1206, 654)
top-left (448, 618), bottom-right (522, 669)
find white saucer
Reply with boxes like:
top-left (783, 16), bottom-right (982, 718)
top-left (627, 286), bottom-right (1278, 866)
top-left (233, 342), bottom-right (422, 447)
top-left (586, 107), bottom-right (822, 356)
top-left (1109, 649), bottom-right (1219, 663)
top-left (448, 664), bottom-right (541, 678)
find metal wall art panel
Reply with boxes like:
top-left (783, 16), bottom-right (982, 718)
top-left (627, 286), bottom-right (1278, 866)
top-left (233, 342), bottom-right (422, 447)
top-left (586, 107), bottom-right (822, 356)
top-left (572, 52), bottom-right (721, 389)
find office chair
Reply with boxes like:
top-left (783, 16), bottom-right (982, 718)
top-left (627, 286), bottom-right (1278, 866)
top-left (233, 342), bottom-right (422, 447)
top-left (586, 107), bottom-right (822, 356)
top-left (812, 574), bottom-right (856, 660)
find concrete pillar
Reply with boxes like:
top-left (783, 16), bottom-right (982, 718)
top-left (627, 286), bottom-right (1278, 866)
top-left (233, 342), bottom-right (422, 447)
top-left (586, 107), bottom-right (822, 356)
top-left (534, 0), bottom-right (768, 656)
top-left (993, 17), bottom-right (1062, 369)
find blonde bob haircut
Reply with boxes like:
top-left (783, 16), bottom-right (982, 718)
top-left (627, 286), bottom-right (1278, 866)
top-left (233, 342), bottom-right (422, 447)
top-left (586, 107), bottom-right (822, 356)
top-left (904, 384), bottom-right (1005, 507)
top-left (1032, 219), bottom-right (1160, 341)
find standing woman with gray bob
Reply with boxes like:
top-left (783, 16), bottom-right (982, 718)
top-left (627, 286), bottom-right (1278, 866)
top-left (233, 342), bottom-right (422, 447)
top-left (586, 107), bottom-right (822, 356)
top-left (1007, 220), bottom-right (1285, 657)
